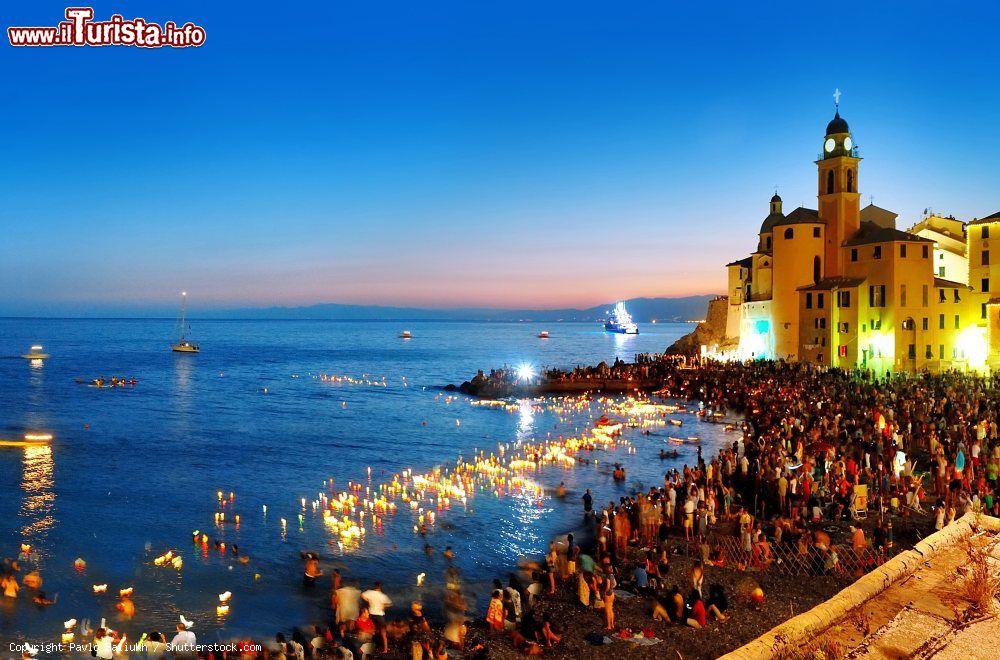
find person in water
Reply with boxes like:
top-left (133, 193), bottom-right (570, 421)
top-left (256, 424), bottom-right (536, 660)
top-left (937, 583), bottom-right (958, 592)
top-left (302, 552), bottom-right (322, 587)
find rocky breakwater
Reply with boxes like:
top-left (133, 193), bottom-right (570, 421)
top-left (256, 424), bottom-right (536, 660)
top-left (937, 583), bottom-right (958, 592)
top-left (446, 368), bottom-right (661, 398)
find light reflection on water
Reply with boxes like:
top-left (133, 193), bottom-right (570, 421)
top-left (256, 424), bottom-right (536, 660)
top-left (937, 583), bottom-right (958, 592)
top-left (0, 319), bottom-right (704, 643)
top-left (20, 445), bottom-right (55, 541)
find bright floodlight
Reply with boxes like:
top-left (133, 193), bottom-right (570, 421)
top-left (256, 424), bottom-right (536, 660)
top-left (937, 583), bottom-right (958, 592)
top-left (516, 363), bottom-right (536, 382)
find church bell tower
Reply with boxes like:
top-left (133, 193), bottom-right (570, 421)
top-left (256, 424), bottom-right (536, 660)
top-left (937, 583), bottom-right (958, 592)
top-left (817, 101), bottom-right (861, 278)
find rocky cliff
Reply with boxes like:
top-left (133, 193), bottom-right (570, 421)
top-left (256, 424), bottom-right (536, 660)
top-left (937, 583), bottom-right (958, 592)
top-left (667, 295), bottom-right (730, 355)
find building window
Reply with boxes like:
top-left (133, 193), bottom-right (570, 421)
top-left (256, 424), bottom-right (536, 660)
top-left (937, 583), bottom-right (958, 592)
top-left (938, 266), bottom-right (946, 277)
top-left (900, 284), bottom-right (907, 307)
top-left (908, 344), bottom-right (916, 359)
top-left (847, 169), bottom-right (854, 192)
top-left (869, 285), bottom-right (886, 307)
top-left (922, 284), bottom-right (929, 307)
top-left (925, 345), bottom-right (933, 359)
top-left (813, 227), bottom-right (820, 238)
top-left (954, 289), bottom-right (961, 302)
top-left (838, 290), bottom-right (851, 308)
top-left (827, 170), bottom-right (835, 194)
top-left (839, 322), bottom-right (850, 333)
top-left (805, 293), bottom-right (812, 309)
top-left (766, 236), bottom-right (772, 251)
top-left (939, 314), bottom-right (945, 329)
top-left (984, 226), bottom-right (990, 239)
top-left (873, 245), bottom-right (882, 259)
top-left (923, 245), bottom-right (929, 258)
top-left (839, 345), bottom-right (847, 357)
top-left (851, 248), bottom-right (858, 262)
top-left (813, 256), bottom-right (821, 283)
top-left (939, 344), bottom-right (945, 360)
top-left (955, 315), bottom-right (960, 329)
top-left (784, 228), bottom-right (794, 239)
top-left (817, 293), bottom-right (825, 309)
top-left (900, 244), bottom-right (907, 258)
top-left (983, 250), bottom-right (990, 265)
top-left (983, 302), bottom-right (988, 319)
top-left (902, 318), bottom-right (915, 330)
top-left (983, 278), bottom-right (990, 293)
top-left (939, 289), bottom-right (947, 302)
top-left (922, 317), bottom-right (928, 331)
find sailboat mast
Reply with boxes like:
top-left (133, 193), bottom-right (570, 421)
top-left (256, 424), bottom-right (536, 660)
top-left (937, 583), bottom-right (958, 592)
top-left (178, 292), bottom-right (187, 341)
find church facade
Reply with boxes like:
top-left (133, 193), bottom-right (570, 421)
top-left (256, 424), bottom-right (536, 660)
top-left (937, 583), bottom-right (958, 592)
top-left (709, 110), bottom-right (1000, 373)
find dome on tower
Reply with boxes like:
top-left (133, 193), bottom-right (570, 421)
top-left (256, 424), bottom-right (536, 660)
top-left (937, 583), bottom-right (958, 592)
top-left (770, 193), bottom-right (782, 203)
top-left (826, 110), bottom-right (849, 135)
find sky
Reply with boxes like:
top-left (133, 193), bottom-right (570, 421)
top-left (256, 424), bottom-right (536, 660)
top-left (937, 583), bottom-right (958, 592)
top-left (2, 1), bottom-right (999, 315)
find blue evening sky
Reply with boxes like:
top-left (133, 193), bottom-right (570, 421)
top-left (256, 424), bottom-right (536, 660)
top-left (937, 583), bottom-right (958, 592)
top-left (2, 1), bottom-right (998, 315)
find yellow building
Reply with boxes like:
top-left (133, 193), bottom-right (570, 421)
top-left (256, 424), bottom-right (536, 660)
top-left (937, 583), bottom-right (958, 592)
top-left (714, 109), bottom-right (995, 373)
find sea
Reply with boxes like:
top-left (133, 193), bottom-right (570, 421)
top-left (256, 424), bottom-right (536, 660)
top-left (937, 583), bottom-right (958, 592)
top-left (0, 319), bottom-right (733, 645)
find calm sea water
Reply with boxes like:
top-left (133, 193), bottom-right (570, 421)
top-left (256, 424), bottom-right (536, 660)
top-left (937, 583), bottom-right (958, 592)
top-left (0, 319), bottom-right (729, 644)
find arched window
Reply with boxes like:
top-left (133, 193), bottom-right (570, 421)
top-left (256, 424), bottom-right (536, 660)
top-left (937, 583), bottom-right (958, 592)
top-left (784, 228), bottom-right (794, 239)
top-left (813, 256), bottom-right (821, 283)
top-left (847, 169), bottom-right (854, 193)
top-left (765, 236), bottom-right (772, 251)
top-left (827, 170), bottom-right (835, 194)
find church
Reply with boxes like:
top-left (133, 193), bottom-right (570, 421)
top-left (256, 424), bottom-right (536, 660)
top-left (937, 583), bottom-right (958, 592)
top-left (707, 107), bottom-right (1000, 373)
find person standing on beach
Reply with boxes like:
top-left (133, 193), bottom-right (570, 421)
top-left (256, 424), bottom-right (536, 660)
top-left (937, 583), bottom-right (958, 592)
top-left (361, 581), bottom-right (392, 654)
top-left (335, 583), bottom-right (362, 631)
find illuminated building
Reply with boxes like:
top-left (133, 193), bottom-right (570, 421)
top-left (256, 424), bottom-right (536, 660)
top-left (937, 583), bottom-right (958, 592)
top-left (709, 107), bottom-right (995, 373)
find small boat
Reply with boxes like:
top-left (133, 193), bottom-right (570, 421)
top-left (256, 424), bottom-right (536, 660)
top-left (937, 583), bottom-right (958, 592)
top-left (538, 331), bottom-right (549, 339)
top-left (604, 301), bottom-right (639, 334)
top-left (171, 292), bottom-right (200, 353)
top-left (399, 330), bottom-right (413, 339)
top-left (659, 449), bottom-right (680, 459)
top-left (669, 419), bottom-right (683, 427)
top-left (21, 345), bottom-right (49, 360)
top-left (0, 432), bottom-right (53, 448)
top-left (686, 436), bottom-right (701, 443)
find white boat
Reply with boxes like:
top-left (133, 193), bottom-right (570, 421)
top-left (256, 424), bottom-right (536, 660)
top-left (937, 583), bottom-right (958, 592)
top-left (604, 301), bottom-right (639, 334)
top-left (171, 292), bottom-right (200, 353)
top-left (538, 331), bottom-right (550, 339)
top-left (21, 345), bottom-right (49, 359)
top-left (399, 330), bottom-right (412, 339)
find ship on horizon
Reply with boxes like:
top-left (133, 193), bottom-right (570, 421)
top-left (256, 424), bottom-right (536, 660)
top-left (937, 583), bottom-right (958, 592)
top-left (604, 301), bottom-right (639, 334)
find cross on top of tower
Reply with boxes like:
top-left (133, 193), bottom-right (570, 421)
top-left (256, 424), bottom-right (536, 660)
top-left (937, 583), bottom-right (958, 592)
top-left (833, 88), bottom-right (841, 108)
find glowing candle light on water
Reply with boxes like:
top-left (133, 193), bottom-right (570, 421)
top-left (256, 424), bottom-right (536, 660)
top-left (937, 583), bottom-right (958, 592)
top-left (417, 572), bottom-right (426, 586)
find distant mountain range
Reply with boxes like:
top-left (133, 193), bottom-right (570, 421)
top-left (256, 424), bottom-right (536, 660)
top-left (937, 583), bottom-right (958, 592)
top-left (201, 295), bottom-right (716, 323)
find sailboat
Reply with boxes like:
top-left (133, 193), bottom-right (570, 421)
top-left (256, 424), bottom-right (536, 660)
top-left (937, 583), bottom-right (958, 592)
top-left (171, 292), bottom-right (200, 353)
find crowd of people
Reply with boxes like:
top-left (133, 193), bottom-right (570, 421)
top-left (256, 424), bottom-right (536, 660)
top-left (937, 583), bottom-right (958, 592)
top-left (466, 357), bottom-right (1000, 654)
